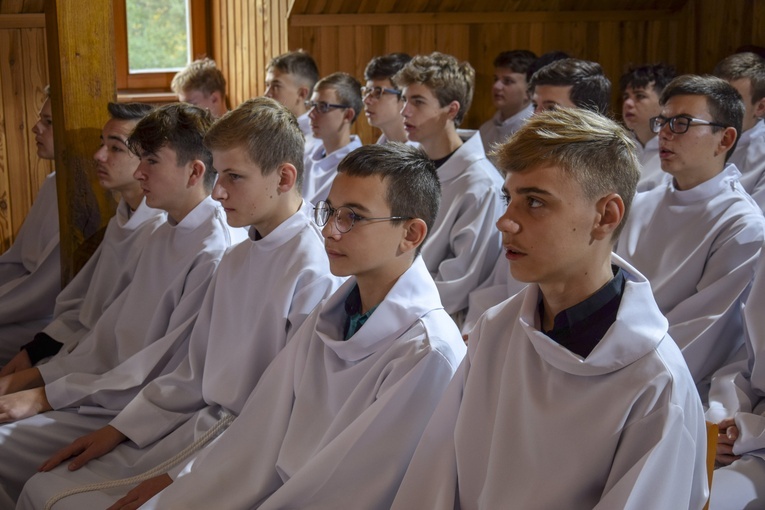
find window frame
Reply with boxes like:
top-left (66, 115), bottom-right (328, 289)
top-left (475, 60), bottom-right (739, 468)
top-left (113, 0), bottom-right (211, 92)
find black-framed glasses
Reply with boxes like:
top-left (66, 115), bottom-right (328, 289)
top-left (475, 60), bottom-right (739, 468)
top-left (649, 115), bottom-right (728, 134)
top-left (313, 201), bottom-right (411, 234)
top-left (304, 100), bottom-right (350, 114)
top-left (361, 86), bottom-right (402, 100)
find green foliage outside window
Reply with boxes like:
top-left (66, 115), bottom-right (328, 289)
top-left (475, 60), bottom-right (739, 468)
top-left (126, 0), bottom-right (190, 73)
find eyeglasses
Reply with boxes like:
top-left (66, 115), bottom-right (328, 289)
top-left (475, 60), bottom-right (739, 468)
top-left (304, 101), bottom-right (351, 114)
top-left (361, 86), bottom-right (402, 100)
top-left (314, 201), bottom-right (411, 233)
top-left (649, 115), bottom-right (728, 134)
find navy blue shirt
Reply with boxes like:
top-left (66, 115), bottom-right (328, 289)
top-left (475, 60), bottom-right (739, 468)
top-left (538, 266), bottom-right (626, 358)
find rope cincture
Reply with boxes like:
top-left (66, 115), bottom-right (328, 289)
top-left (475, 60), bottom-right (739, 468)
top-left (43, 413), bottom-right (235, 510)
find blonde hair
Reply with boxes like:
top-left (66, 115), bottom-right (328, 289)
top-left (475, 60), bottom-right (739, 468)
top-left (204, 97), bottom-right (305, 190)
top-left (393, 52), bottom-right (475, 127)
top-left (171, 58), bottom-right (226, 97)
top-left (496, 107), bottom-right (639, 239)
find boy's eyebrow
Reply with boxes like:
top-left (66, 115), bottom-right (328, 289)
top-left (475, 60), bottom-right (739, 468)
top-left (515, 186), bottom-right (553, 196)
top-left (106, 135), bottom-right (129, 146)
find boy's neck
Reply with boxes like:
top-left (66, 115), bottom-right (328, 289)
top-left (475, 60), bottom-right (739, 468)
top-left (166, 189), bottom-right (208, 224)
top-left (420, 128), bottom-right (463, 160)
top-left (538, 255), bottom-right (614, 332)
top-left (498, 101), bottom-right (529, 122)
top-left (672, 163), bottom-right (726, 191)
top-left (120, 187), bottom-right (145, 212)
top-left (381, 121), bottom-right (409, 144)
top-left (253, 192), bottom-right (303, 238)
top-left (322, 130), bottom-right (352, 156)
top-left (634, 128), bottom-right (655, 148)
top-left (355, 256), bottom-right (414, 314)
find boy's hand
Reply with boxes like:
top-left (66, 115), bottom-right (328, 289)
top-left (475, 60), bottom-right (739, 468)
top-left (39, 425), bottom-right (128, 472)
top-left (0, 350), bottom-right (32, 377)
top-left (106, 474), bottom-right (173, 510)
top-left (716, 418), bottom-right (742, 466)
top-left (0, 387), bottom-right (51, 423)
top-left (0, 367), bottom-right (44, 396)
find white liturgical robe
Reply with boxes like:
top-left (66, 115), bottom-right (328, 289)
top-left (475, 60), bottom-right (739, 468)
top-left (707, 254), bottom-right (765, 509)
top-left (391, 255), bottom-right (707, 510)
top-left (0, 173), bottom-right (60, 362)
top-left (0, 196), bottom-right (232, 506)
top-left (729, 120), bottom-right (765, 212)
top-left (635, 135), bottom-right (668, 192)
top-left (616, 164), bottom-right (765, 398)
top-left (478, 105), bottom-right (533, 163)
top-left (301, 136), bottom-right (362, 205)
top-left (13, 202), bottom-right (343, 510)
top-left (40, 198), bottom-right (165, 352)
top-left (134, 256), bottom-right (466, 510)
top-left (423, 132), bottom-right (504, 316)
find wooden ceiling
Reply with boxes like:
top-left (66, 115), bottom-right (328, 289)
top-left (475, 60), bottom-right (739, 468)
top-left (289, 0), bottom-right (689, 15)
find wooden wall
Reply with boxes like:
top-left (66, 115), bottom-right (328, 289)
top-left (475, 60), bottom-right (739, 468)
top-left (212, 0), bottom-right (292, 110)
top-left (287, 0), bottom-right (765, 144)
top-left (0, 2), bottom-right (52, 252)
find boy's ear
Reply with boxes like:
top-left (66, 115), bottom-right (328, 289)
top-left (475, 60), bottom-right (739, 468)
top-left (298, 86), bottom-right (310, 102)
top-left (398, 218), bottom-right (428, 254)
top-left (591, 193), bottom-right (625, 241)
top-left (276, 163), bottom-right (298, 193)
top-left (446, 100), bottom-right (461, 121)
top-left (187, 159), bottom-right (207, 187)
top-left (343, 107), bottom-right (355, 124)
top-left (754, 96), bottom-right (765, 119)
top-left (210, 91), bottom-right (222, 105)
top-left (716, 126), bottom-right (738, 157)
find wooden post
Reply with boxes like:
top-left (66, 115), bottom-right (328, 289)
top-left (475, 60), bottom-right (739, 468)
top-left (44, 0), bottom-right (117, 285)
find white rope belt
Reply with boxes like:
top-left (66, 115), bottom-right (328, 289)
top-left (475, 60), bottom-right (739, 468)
top-left (44, 413), bottom-right (235, 510)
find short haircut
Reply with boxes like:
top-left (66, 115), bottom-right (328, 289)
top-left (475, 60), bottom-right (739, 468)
top-left (127, 103), bottom-right (216, 191)
top-left (495, 107), bottom-right (639, 240)
top-left (107, 102), bottom-right (153, 121)
top-left (171, 57), bottom-right (227, 97)
top-left (315, 72), bottom-right (363, 123)
top-left (364, 53), bottom-right (412, 82)
top-left (493, 50), bottom-right (537, 75)
top-left (714, 52), bottom-right (765, 104)
top-left (337, 143), bottom-right (441, 255)
top-left (660, 74), bottom-right (744, 160)
top-left (393, 52), bottom-right (475, 127)
top-left (267, 50), bottom-right (320, 93)
top-left (526, 50), bottom-right (570, 82)
top-left (204, 97), bottom-right (305, 190)
top-left (619, 63), bottom-right (677, 95)
top-left (529, 58), bottom-right (612, 115)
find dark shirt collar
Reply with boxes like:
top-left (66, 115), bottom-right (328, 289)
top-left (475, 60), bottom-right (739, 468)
top-left (538, 266), bottom-right (626, 358)
top-left (430, 148), bottom-right (458, 169)
top-left (343, 284), bottom-right (378, 340)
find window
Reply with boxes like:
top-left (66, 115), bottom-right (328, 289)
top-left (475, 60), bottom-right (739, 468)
top-left (114, 0), bottom-right (210, 93)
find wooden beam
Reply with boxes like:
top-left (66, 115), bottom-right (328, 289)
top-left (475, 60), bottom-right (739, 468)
top-left (45, 0), bottom-right (117, 285)
top-left (0, 13), bottom-right (44, 28)
top-left (290, 10), bottom-right (682, 27)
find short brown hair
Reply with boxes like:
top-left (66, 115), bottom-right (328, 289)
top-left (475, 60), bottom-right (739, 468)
top-left (714, 52), bottom-right (765, 104)
top-left (315, 72), bottom-right (363, 123)
top-left (496, 108), bottom-right (639, 240)
top-left (204, 97), bottom-right (305, 190)
top-left (171, 58), bottom-right (227, 97)
top-left (267, 50), bottom-right (320, 93)
top-left (393, 52), bottom-right (475, 127)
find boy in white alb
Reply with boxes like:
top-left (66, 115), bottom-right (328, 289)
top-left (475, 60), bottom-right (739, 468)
top-left (0, 103), bottom-right (234, 507)
top-left (17, 97), bottom-right (344, 510)
top-left (392, 107), bottom-right (708, 510)
top-left (264, 50), bottom-right (321, 156)
top-left (463, 58), bottom-right (612, 334)
top-left (0, 102), bottom-right (165, 377)
top-left (707, 255), bottom-right (765, 510)
top-left (478, 49), bottom-right (536, 161)
top-left (171, 58), bottom-right (229, 119)
top-left (95, 143), bottom-right (465, 510)
top-left (616, 75), bottom-right (765, 400)
top-left (362, 53), bottom-right (411, 144)
top-left (619, 63), bottom-right (676, 191)
top-left (0, 89), bottom-right (58, 364)
top-left (715, 52), bottom-right (765, 211)
top-left (301, 72), bottom-right (363, 205)
top-left (395, 52), bottom-right (504, 320)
